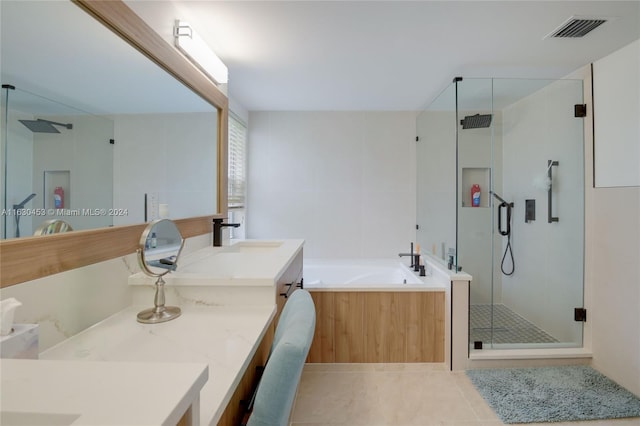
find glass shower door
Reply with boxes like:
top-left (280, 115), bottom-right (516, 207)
top-left (416, 82), bottom-right (457, 264)
top-left (460, 78), bottom-right (585, 350)
top-left (1, 86), bottom-right (114, 239)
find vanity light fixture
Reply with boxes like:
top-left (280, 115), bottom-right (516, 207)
top-left (174, 20), bottom-right (228, 84)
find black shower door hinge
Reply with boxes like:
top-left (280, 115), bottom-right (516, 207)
top-left (574, 307), bottom-right (587, 322)
top-left (574, 104), bottom-right (587, 117)
top-left (416, 136), bottom-right (420, 142)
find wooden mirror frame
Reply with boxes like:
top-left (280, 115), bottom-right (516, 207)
top-left (0, 0), bottom-right (228, 288)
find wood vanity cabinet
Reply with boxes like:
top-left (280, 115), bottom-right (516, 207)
top-left (216, 326), bottom-right (273, 426)
top-left (217, 248), bottom-right (303, 426)
top-left (274, 250), bottom-right (303, 327)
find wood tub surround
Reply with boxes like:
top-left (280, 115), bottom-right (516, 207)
top-left (308, 291), bottom-right (445, 363)
top-left (0, 0), bottom-right (228, 288)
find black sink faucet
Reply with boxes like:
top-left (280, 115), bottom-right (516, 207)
top-left (212, 218), bottom-right (241, 246)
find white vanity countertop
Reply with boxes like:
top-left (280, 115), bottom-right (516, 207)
top-left (0, 359), bottom-right (207, 425)
top-left (40, 304), bottom-right (276, 426)
top-left (129, 239), bottom-right (304, 286)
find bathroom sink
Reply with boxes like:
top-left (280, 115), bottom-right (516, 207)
top-left (0, 411), bottom-right (81, 426)
top-left (221, 240), bottom-right (283, 253)
top-left (180, 253), bottom-right (247, 275)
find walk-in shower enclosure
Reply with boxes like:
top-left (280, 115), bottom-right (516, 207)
top-left (417, 77), bottom-right (585, 350)
top-left (1, 85), bottom-right (114, 239)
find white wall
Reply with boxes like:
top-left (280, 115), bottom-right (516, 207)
top-left (230, 96), bottom-right (249, 125)
top-left (590, 187), bottom-right (640, 396)
top-left (593, 39), bottom-right (640, 187)
top-left (0, 255), bottom-right (135, 351)
top-left (32, 114), bottom-right (113, 232)
top-left (247, 111), bottom-right (416, 258)
top-left (588, 40), bottom-right (640, 396)
top-left (113, 112), bottom-right (217, 225)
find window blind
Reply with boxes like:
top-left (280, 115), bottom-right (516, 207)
top-left (228, 114), bottom-right (247, 208)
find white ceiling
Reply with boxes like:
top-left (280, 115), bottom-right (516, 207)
top-left (167, 0), bottom-right (640, 111)
top-left (2, 1), bottom-right (639, 114)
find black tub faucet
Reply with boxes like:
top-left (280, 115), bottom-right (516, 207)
top-left (212, 218), bottom-right (240, 246)
top-left (398, 242), bottom-right (415, 267)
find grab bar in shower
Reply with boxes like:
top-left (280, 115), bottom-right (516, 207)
top-left (548, 160), bottom-right (559, 223)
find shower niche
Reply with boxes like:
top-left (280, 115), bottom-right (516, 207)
top-left (417, 77), bottom-right (585, 352)
top-left (461, 168), bottom-right (490, 208)
top-left (43, 170), bottom-right (70, 210)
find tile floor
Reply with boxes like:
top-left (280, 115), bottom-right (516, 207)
top-left (291, 363), bottom-right (640, 426)
top-left (469, 304), bottom-right (558, 345)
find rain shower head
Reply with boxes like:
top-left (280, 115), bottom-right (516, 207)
top-left (460, 114), bottom-right (492, 129)
top-left (19, 119), bottom-right (73, 133)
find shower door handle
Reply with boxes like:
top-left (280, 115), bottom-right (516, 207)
top-left (548, 160), bottom-right (559, 223)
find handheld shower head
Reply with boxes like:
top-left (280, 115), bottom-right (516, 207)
top-left (532, 161), bottom-right (554, 191)
top-left (490, 191), bottom-right (508, 205)
top-left (13, 193), bottom-right (36, 210)
top-left (12, 193), bottom-right (36, 238)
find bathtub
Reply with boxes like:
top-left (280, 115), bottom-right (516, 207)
top-left (302, 258), bottom-right (447, 363)
top-left (303, 259), bottom-right (445, 291)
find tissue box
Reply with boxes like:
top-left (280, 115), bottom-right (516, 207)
top-left (0, 324), bottom-right (39, 359)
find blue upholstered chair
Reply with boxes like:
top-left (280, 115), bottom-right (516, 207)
top-left (246, 289), bottom-right (316, 426)
top-left (271, 289), bottom-right (313, 353)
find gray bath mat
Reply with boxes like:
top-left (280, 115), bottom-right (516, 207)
top-left (466, 365), bottom-right (640, 423)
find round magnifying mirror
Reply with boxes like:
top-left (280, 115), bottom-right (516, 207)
top-left (136, 219), bottom-right (184, 324)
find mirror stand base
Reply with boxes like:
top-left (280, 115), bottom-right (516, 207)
top-left (136, 306), bottom-right (181, 324)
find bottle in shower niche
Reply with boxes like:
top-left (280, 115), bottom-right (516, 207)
top-left (54, 186), bottom-right (64, 209)
top-left (471, 184), bottom-right (481, 207)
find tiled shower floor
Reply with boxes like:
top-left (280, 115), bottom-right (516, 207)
top-left (470, 304), bottom-right (558, 345)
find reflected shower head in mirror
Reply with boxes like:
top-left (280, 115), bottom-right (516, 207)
top-left (13, 193), bottom-right (36, 210)
top-left (460, 114), bottom-right (492, 129)
top-left (18, 118), bottom-right (73, 133)
top-left (12, 193), bottom-right (36, 238)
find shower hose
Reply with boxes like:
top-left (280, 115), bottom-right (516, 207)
top-left (499, 202), bottom-right (515, 276)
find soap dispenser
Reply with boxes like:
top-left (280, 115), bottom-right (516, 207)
top-left (0, 298), bottom-right (39, 359)
top-left (0, 298), bottom-right (22, 336)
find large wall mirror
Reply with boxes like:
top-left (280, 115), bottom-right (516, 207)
top-left (0, 0), bottom-right (228, 287)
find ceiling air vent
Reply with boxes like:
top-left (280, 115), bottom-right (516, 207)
top-left (546, 16), bottom-right (608, 38)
